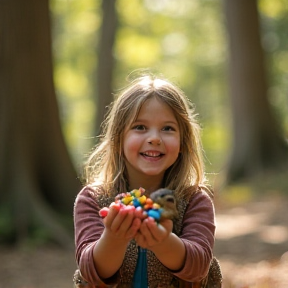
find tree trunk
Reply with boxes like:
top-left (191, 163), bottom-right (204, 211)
top-left (95, 0), bottom-right (118, 135)
top-left (223, 0), bottom-right (288, 183)
top-left (0, 0), bottom-right (81, 246)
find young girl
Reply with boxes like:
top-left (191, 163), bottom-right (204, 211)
top-left (74, 74), bottom-right (216, 288)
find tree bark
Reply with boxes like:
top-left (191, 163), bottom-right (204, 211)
top-left (223, 0), bottom-right (288, 182)
top-left (95, 0), bottom-right (118, 136)
top-left (0, 0), bottom-right (81, 246)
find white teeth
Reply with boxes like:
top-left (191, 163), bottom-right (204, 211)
top-left (143, 152), bottom-right (161, 157)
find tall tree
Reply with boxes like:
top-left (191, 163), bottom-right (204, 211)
top-left (0, 0), bottom-right (81, 246)
top-left (95, 0), bottom-right (118, 135)
top-left (223, 0), bottom-right (288, 182)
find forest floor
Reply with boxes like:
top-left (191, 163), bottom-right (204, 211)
top-left (213, 190), bottom-right (288, 288)
top-left (0, 175), bottom-right (288, 288)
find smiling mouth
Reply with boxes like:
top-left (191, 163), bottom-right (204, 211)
top-left (140, 152), bottom-right (164, 158)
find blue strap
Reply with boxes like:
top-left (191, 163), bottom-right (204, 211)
top-left (132, 247), bottom-right (148, 288)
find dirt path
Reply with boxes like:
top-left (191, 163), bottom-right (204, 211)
top-left (214, 196), bottom-right (288, 262)
top-left (0, 245), bottom-right (76, 288)
top-left (0, 196), bottom-right (287, 288)
top-left (214, 195), bottom-right (288, 287)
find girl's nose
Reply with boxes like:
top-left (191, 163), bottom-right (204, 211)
top-left (147, 129), bottom-right (162, 145)
top-left (148, 139), bottom-right (161, 145)
top-left (148, 133), bottom-right (162, 145)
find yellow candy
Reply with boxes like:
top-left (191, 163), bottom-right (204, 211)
top-left (133, 189), bottom-right (141, 198)
top-left (122, 196), bottom-right (133, 205)
top-left (139, 195), bottom-right (146, 204)
top-left (152, 203), bottom-right (160, 209)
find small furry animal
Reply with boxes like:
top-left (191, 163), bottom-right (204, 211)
top-left (149, 188), bottom-right (178, 220)
top-left (73, 189), bottom-right (222, 288)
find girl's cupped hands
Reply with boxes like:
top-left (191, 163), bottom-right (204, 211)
top-left (101, 204), bottom-right (173, 246)
top-left (102, 203), bottom-right (142, 241)
top-left (134, 217), bottom-right (173, 249)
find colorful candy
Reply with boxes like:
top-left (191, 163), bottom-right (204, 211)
top-left (99, 187), bottom-right (164, 221)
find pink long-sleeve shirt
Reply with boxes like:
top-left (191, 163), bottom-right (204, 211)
top-left (74, 186), bottom-right (216, 287)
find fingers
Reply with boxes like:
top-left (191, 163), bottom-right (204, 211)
top-left (135, 218), bottom-right (173, 248)
top-left (111, 206), bottom-right (134, 231)
top-left (125, 217), bottom-right (141, 240)
top-left (102, 203), bottom-right (173, 247)
top-left (134, 218), bottom-right (157, 248)
top-left (134, 207), bottom-right (147, 220)
top-left (103, 205), bottom-right (142, 240)
top-left (103, 203), bottom-right (121, 228)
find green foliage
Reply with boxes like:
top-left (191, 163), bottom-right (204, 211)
top-left (50, 0), bottom-right (288, 175)
top-left (115, 0), bottom-right (229, 175)
top-left (202, 122), bottom-right (231, 174)
top-left (259, 0), bottom-right (288, 134)
top-left (50, 0), bottom-right (101, 165)
top-left (220, 184), bottom-right (255, 206)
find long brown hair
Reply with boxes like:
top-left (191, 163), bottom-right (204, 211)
top-left (85, 74), bottom-right (208, 198)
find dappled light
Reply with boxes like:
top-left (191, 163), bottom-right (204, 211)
top-left (216, 210), bottom-right (268, 240)
top-left (116, 31), bottom-right (161, 66)
top-left (1, 0), bottom-right (288, 287)
top-left (51, 0), bottom-right (100, 164)
top-left (51, 0), bottom-right (229, 169)
top-left (216, 205), bottom-right (288, 244)
top-left (55, 65), bottom-right (89, 98)
top-left (144, 0), bottom-right (191, 17)
top-left (221, 255), bottom-right (288, 288)
top-left (214, 186), bottom-right (288, 287)
top-left (162, 33), bottom-right (188, 56)
top-left (259, 0), bottom-right (287, 18)
top-left (259, 225), bottom-right (288, 244)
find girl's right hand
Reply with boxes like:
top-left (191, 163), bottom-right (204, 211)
top-left (102, 203), bottom-right (141, 241)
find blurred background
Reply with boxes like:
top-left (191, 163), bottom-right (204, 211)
top-left (0, 0), bottom-right (287, 287)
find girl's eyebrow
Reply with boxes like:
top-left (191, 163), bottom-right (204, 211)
top-left (133, 119), bottom-right (179, 127)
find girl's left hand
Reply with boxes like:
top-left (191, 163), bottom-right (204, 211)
top-left (134, 217), bottom-right (173, 249)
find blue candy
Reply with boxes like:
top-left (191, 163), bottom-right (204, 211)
top-left (147, 209), bottom-right (161, 220)
top-left (133, 198), bottom-right (141, 208)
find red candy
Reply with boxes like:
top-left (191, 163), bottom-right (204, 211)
top-left (98, 187), bottom-right (164, 221)
top-left (99, 207), bottom-right (109, 218)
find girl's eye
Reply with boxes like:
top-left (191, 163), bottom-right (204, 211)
top-left (162, 126), bottom-right (175, 131)
top-left (132, 125), bottom-right (146, 131)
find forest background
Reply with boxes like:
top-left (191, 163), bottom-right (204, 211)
top-left (0, 0), bottom-right (288, 287)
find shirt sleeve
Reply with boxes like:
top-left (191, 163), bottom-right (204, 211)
top-left (172, 189), bottom-right (216, 282)
top-left (74, 186), bottom-right (119, 286)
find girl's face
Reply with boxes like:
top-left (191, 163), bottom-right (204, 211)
top-left (123, 97), bottom-right (181, 185)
